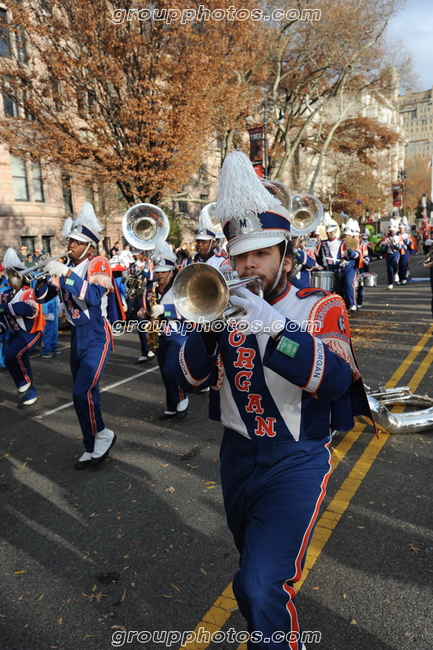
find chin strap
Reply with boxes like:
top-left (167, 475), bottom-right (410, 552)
top-left (270, 239), bottom-right (289, 292)
top-left (77, 242), bottom-right (92, 260)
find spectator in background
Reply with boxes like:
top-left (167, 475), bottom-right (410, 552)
top-left (176, 243), bottom-right (190, 266)
top-left (40, 296), bottom-right (62, 359)
top-left (18, 246), bottom-right (28, 262)
top-left (25, 254), bottom-right (34, 268)
top-left (0, 264), bottom-right (8, 371)
top-left (110, 241), bottom-right (120, 257)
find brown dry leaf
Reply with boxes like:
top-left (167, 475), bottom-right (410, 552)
top-left (83, 635), bottom-right (97, 640)
top-left (343, 594), bottom-right (347, 599)
top-left (111, 625), bottom-right (126, 631)
top-left (94, 592), bottom-right (108, 603)
top-left (117, 534), bottom-right (124, 539)
top-left (165, 486), bottom-right (175, 494)
top-left (171, 583), bottom-right (180, 592)
top-left (18, 595), bottom-right (23, 601)
top-left (407, 543), bottom-right (420, 554)
top-left (125, 484), bottom-right (131, 493)
top-left (312, 587), bottom-right (319, 591)
top-left (36, 594), bottom-right (44, 602)
top-left (163, 595), bottom-right (175, 598)
top-left (350, 619), bottom-right (357, 625)
top-left (58, 618), bottom-right (62, 625)
top-left (14, 570), bottom-right (26, 575)
top-left (120, 589), bottom-right (127, 603)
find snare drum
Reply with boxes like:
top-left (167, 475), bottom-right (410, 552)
top-left (363, 273), bottom-right (377, 287)
top-left (311, 270), bottom-right (336, 292)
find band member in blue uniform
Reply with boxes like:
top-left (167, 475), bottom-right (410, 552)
top-left (128, 249), bottom-right (155, 364)
top-left (35, 203), bottom-right (116, 469)
top-left (176, 152), bottom-right (374, 650)
top-left (289, 237), bottom-right (317, 290)
top-left (0, 249), bottom-right (46, 407)
top-left (381, 219), bottom-right (400, 289)
top-left (357, 233), bottom-right (370, 309)
top-left (396, 219), bottom-right (412, 285)
top-left (339, 219), bottom-right (361, 312)
top-left (143, 240), bottom-right (189, 420)
top-left (181, 205), bottom-right (231, 271)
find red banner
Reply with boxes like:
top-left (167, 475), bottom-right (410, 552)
top-left (392, 183), bottom-right (402, 207)
top-left (252, 162), bottom-right (263, 178)
top-left (248, 126), bottom-right (263, 164)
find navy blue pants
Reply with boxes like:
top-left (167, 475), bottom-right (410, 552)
top-left (156, 333), bottom-right (186, 411)
top-left (70, 319), bottom-right (112, 453)
top-left (220, 429), bottom-right (332, 650)
top-left (5, 330), bottom-right (41, 401)
top-left (138, 322), bottom-right (150, 356)
top-left (386, 252), bottom-right (399, 285)
top-left (398, 250), bottom-right (409, 283)
top-left (340, 262), bottom-right (356, 307)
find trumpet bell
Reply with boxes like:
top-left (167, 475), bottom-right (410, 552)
top-left (173, 264), bottom-right (229, 324)
top-left (122, 203), bottom-right (169, 251)
top-left (290, 194), bottom-right (323, 236)
top-left (7, 268), bottom-right (23, 291)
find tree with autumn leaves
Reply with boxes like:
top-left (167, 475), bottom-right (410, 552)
top-left (0, 0), bottom-right (417, 210)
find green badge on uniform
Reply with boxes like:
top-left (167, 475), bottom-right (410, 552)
top-left (277, 336), bottom-right (299, 358)
top-left (164, 310), bottom-right (171, 317)
top-left (65, 278), bottom-right (74, 286)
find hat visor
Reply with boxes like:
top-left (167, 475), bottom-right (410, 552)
top-left (228, 235), bottom-right (286, 257)
top-left (68, 233), bottom-right (94, 244)
top-left (153, 264), bottom-right (173, 272)
top-left (195, 235), bottom-right (213, 241)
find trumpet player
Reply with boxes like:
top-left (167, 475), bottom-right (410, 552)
top-left (0, 249), bottom-right (45, 407)
top-left (141, 240), bottom-right (189, 420)
top-left (35, 203), bottom-right (117, 470)
top-left (176, 152), bottom-right (374, 650)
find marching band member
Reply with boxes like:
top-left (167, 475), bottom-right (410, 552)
top-left (339, 219), bottom-right (361, 312)
top-left (176, 152), bottom-right (374, 650)
top-left (397, 219), bottom-right (412, 285)
top-left (0, 249), bottom-right (45, 407)
top-left (128, 248), bottom-right (155, 364)
top-left (35, 203), bottom-right (116, 469)
top-left (181, 207), bottom-right (231, 271)
top-left (143, 240), bottom-right (189, 420)
top-left (289, 236), bottom-right (317, 289)
top-left (355, 228), bottom-right (369, 309)
top-left (381, 219), bottom-right (400, 289)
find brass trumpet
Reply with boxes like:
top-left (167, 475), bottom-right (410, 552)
top-left (7, 253), bottom-right (70, 291)
top-left (172, 264), bottom-right (262, 324)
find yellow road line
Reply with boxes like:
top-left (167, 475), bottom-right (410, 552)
top-left (181, 326), bottom-right (433, 650)
top-left (385, 323), bottom-right (433, 389)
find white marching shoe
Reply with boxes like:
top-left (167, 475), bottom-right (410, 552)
top-left (75, 451), bottom-right (93, 470)
top-left (147, 350), bottom-right (155, 359)
top-left (91, 428), bottom-right (116, 466)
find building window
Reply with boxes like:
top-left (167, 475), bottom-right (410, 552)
top-left (16, 27), bottom-right (27, 63)
top-left (85, 180), bottom-right (94, 203)
top-left (179, 201), bottom-right (188, 213)
top-left (41, 236), bottom-right (51, 254)
top-left (2, 87), bottom-right (19, 117)
top-left (32, 161), bottom-right (45, 202)
top-left (62, 175), bottom-right (73, 214)
top-left (0, 8), bottom-right (11, 58)
top-left (10, 154), bottom-right (29, 201)
top-left (21, 236), bottom-right (36, 255)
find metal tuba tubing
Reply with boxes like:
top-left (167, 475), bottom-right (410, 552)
top-left (368, 396), bottom-right (433, 434)
top-left (172, 264), bottom-right (262, 324)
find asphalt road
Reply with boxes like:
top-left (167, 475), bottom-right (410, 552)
top-left (0, 253), bottom-right (432, 650)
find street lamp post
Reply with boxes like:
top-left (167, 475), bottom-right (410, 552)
top-left (397, 168), bottom-right (407, 216)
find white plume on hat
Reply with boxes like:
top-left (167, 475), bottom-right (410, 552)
top-left (152, 240), bottom-right (176, 271)
top-left (63, 202), bottom-right (104, 244)
top-left (214, 151), bottom-right (281, 225)
top-left (352, 220), bottom-right (360, 234)
top-left (326, 219), bottom-right (338, 232)
top-left (3, 248), bottom-right (25, 271)
top-left (195, 205), bottom-right (216, 241)
top-left (389, 218), bottom-right (398, 231)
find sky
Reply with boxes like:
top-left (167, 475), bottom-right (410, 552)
top-left (389, 0), bottom-right (433, 92)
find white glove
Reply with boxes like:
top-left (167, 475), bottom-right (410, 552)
top-left (45, 313), bottom-right (55, 321)
top-left (150, 304), bottom-right (165, 318)
top-left (425, 239), bottom-right (432, 246)
top-left (229, 287), bottom-right (285, 336)
top-left (44, 260), bottom-right (69, 277)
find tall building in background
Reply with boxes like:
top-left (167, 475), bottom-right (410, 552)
top-left (399, 87), bottom-right (433, 161)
